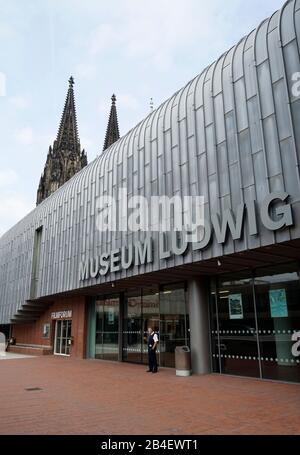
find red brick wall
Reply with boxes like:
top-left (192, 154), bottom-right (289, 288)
top-left (12, 296), bottom-right (87, 359)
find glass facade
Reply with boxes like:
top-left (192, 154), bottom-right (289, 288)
top-left (86, 265), bottom-right (300, 382)
top-left (211, 263), bottom-right (300, 383)
top-left (88, 283), bottom-right (190, 368)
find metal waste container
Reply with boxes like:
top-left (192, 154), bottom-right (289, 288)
top-left (175, 346), bottom-right (191, 376)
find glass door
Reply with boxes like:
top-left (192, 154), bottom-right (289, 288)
top-left (159, 283), bottom-right (189, 368)
top-left (54, 319), bottom-right (72, 356)
top-left (254, 264), bottom-right (300, 382)
top-left (123, 288), bottom-right (160, 365)
top-left (122, 285), bottom-right (189, 367)
top-left (216, 273), bottom-right (260, 378)
top-left (141, 288), bottom-right (160, 365)
top-left (123, 291), bottom-right (143, 363)
top-left (95, 296), bottom-right (119, 361)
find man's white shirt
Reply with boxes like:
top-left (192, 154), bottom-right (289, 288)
top-left (151, 332), bottom-right (158, 343)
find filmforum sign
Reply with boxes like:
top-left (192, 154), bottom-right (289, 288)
top-left (79, 192), bottom-right (293, 281)
top-left (51, 310), bottom-right (72, 320)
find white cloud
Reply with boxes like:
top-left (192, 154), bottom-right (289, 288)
top-left (15, 127), bottom-right (34, 145)
top-left (118, 94), bottom-right (139, 110)
top-left (9, 95), bottom-right (31, 110)
top-left (84, 0), bottom-right (284, 74)
top-left (88, 24), bottom-right (120, 56)
top-left (85, 0), bottom-right (221, 71)
top-left (0, 192), bottom-right (33, 237)
top-left (0, 169), bottom-right (19, 188)
top-left (75, 63), bottom-right (97, 80)
top-left (0, 169), bottom-right (33, 236)
top-left (0, 22), bottom-right (15, 40)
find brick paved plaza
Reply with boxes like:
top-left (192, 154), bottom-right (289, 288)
top-left (0, 356), bottom-right (299, 435)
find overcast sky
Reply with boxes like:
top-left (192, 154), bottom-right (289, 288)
top-left (0, 0), bottom-right (285, 236)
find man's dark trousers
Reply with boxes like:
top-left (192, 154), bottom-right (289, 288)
top-left (148, 348), bottom-right (157, 372)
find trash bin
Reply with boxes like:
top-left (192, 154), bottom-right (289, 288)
top-left (175, 346), bottom-right (191, 377)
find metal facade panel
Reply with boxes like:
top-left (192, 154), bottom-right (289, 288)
top-left (1, 0), bottom-right (300, 323)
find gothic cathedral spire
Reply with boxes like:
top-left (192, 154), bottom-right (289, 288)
top-left (36, 77), bottom-right (87, 205)
top-left (103, 94), bottom-right (120, 151)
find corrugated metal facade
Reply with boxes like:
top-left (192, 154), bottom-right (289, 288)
top-left (1, 0), bottom-right (300, 323)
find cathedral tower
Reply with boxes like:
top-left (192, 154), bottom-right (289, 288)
top-left (103, 94), bottom-right (120, 151)
top-left (36, 77), bottom-right (87, 205)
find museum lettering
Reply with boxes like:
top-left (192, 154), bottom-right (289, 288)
top-left (79, 192), bottom-right (294, 281)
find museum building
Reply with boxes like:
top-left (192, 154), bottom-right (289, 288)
top-left (1, 0), bottom-right (300, 383)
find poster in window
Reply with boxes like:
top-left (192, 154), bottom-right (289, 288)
top-left (42, 323), bottom-right (50, 339)
top-left (229, 294), bottom-right (243, 320)
top-left (108, 309), bottom-right (115, 325)
top-left (269, 289), bottom-right (288, 318)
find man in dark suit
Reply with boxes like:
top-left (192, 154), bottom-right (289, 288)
top-left (146, 327), bottom-right (159, 373)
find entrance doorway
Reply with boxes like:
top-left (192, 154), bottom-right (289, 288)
top-left (123, 284), bottom-right (189, 368)
top-left (123, 288), bottom-right (159, 365)
top-left (95, 295), bottom-right (120, 361)
top-left (87, 283), bottom-right (190, 368)
top-left (54, 319), bottom-right (72, 356)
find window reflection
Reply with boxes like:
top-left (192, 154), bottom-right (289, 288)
top-left (211, 263), bottom-right (300, 383)
top-left (255, 265), bottom-right (300, 382)
top-left (123, 291), bottom-right (143, 363)
top-left (215, 275), bottom-right (260, 378)
top-left (159, 284), bottom-right (189, 368)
